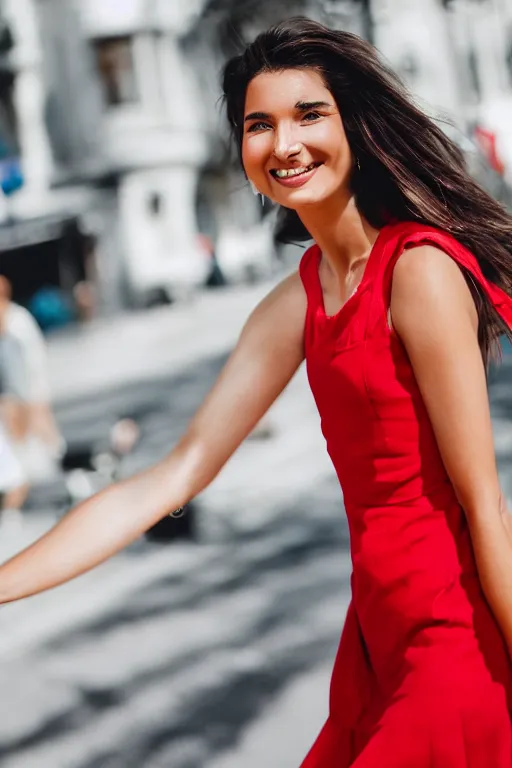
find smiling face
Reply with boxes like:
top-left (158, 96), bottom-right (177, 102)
top-left (242, 68), bottom-right (353, 210)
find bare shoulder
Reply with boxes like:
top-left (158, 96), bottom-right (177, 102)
top-left (252, 270), bottom-right (305, 314)
top-left (390, 244), bottom-right (478, 335)
top-left (244, 270), bottom-right (306, 335)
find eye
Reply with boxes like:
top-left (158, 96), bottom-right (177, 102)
top-left (246, 121), bottom-right (271, 133)
top-left (302, 111), bottom-right (322, 122)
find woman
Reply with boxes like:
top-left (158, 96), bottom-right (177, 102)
top-left (1, 16), bottom-right (512, 765)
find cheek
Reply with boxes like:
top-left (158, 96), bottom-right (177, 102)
top-left (318, 126), bottom-right (351, 165)
top-left (242, 137), bottom-right (271, 183)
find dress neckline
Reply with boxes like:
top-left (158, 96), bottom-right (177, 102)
top-left (312, 225), bottom-right (387, 322)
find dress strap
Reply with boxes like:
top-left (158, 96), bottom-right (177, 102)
top-left (299, 243), bottom-right (323, 310)
top-left (366, 221), bottom-right (512, 336)
top-left (299, 244), bottom-right (324, 351)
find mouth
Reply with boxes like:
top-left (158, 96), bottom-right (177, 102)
top-left (269, 161), bottom-right (322, 189)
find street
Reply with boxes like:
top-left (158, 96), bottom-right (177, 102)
top-left (1, 281), bottom-right (512, 767)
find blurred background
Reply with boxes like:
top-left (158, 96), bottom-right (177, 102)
top-left (0, 1), bottom-right (512, 766)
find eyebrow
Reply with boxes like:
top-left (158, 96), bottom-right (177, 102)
top-left (244, 111), bottom-right (271, 123)
top-left (244, 100), bottom-right (333, 123)
top-left (295, 100), bottom-right (333, 111)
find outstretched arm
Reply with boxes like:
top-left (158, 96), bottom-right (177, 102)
top-left (391, 245), bottom-right (512, 652)
top-left (0, 273), bottom-right (306, 603)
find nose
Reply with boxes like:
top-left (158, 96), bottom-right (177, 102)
top-left (273, 125), bottom-right (302, 163)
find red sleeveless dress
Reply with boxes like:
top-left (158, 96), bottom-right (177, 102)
top-left (298, 221), bottom-right (512, 767)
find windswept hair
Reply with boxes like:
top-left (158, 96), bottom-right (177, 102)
top-left (222, 16), bottom-right (512, 364)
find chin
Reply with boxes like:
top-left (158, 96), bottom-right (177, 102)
top-left (292, 180), bottom-right (350, 209)
top-left (277, 188), bottom-right (332, 209)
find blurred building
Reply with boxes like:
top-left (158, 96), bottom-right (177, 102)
top-left (445, 0), bottom-right (512, 181)
top-left (38, 0), bottom-right (218, 311)
top-left (370, 0), bottom-right (512, 181)
top-left (0, 0), bottom-right (94, 320)
top-left (370, 0), bottom-right (464, 120)
top-left (0, 0), bottom-right (233, 317)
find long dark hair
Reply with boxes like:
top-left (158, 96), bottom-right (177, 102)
top-left (222, 16), bottom-right (512, 364)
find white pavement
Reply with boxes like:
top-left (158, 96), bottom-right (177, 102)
top-left (47, 281), bottom-right (276, 403)
top-left (210, 664), bottom-right (332, 768)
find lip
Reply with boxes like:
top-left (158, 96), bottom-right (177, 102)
top-left (270, 163), bottom-right (322, 188)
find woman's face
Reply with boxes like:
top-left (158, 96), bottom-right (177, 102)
top-left (242, 68), bottom-right (353, 209)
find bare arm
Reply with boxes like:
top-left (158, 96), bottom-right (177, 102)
top-left (0, 273), bottom-right (306, 602)
top-left (391, 245), bottom-right (512, 650)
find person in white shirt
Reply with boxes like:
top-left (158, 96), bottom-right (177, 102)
top-left (0, 276), bottom-right (63, 490)
top-left (0, 328), bottom-right (29, 516)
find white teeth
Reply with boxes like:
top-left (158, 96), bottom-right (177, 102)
top-left (274, 163), bottom-right (316, 178)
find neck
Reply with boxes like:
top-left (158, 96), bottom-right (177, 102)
top-left (298, 194), bottom-right (380, 275)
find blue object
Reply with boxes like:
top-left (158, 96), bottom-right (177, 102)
top-left (0, 157), bottom-right (24, 196)
top-left (28, 287), bottom-right (75, 331)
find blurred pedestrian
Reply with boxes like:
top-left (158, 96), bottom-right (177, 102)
top-left (199, 233), bottom-right (227, 288)
top-left (0, 276), bottom-right (63, 484)
top-left (3, 16), bottom-right (512, 767)
top-left (0, 312), bottom-right (29, 523)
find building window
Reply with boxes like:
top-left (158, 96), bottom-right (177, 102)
top-left (506, 36), bottom-right (512, 89)
top-left (467, 48), bottom-right (481, 101)
top-left (148, 192), bottom-right (163, 217)
top-left (0, 69), bottom-right (19, 159)
top-left (93, 36), bottom-right (138, 107)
